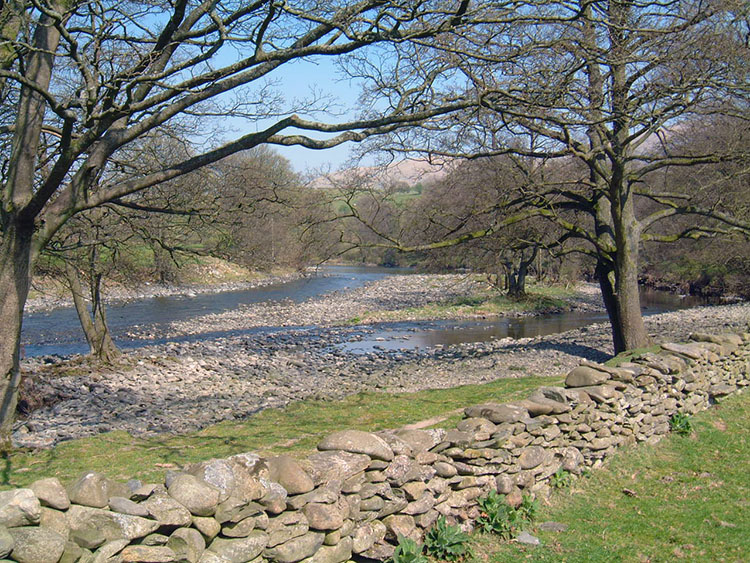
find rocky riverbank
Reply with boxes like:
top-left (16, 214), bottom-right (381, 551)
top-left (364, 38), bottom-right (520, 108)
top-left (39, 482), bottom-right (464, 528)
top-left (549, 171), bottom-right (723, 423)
top-left (14, 270), bottom-right (749, 450)
top-left (125, 274), bottom-right (603, 340)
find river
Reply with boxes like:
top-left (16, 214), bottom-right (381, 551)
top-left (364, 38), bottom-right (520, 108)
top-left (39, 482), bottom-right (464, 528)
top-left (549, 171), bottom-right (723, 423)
top-left (21, 266), bottom-right (708, 358)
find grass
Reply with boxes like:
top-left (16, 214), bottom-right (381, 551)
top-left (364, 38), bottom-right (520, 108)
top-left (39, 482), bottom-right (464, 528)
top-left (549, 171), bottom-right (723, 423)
top-left (3, 375), bottom-right (561, 489)
top-left (475, 390), bottom-right (750, 562)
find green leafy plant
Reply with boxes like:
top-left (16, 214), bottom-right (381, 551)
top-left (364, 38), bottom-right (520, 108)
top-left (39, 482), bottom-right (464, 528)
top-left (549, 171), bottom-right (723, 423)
top-left (476, 490), bottom-right (522, 539)
top-left (475, 490), bottom-right (539, 540)
top-left (669, 412), bottom-right (693, 436)
top-left (389, 535), bottom-right (427, 563)
top-left (424, 516), bottom-right (472, 561)
top-left (517, 493), bottom-right (539, 522)
top-left (550, 467), bottom-right (573, 489)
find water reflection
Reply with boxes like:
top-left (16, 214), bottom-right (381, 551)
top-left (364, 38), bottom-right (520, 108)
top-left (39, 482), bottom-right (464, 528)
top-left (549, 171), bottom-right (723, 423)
top-left (339, 290), bottom-right (708, 354)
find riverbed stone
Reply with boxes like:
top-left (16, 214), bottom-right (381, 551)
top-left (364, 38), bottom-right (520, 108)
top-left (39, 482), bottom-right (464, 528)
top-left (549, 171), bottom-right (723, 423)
top-left (39, 507), bottom-right (69, 541)
top-left (259, 480), bottom-right (287, 514)
top-left (519, 446), bottom-right (547, 470)
top-left (9, 526), bottom-right (66, 563)
top-left (268, 456), bottom-right (314, 495)
top-left (317, 430), bottom-right (394, 461)
top-left (351, 521), bottom-right (386, 554)
top-left (464, 403), bottom-right (528, 423)
top-left (0, 526), bottom-right (13, 558)
top-left (168, 474), bottom-right (220, 517)
top-left (384, 455), bottom-right (422, 486)
top-left (576, 385), bottom-right (620, 403)
top-left (192, 516), bottom-right (221, 541)
top-left (0, 489), bottom-right (40, 528)
top-left (29, 478), bottom-right (69, 511)
top-left (214, 496), bottom-right (264, 524)
top-left (383, 514), bottom-right (416, 540)
top-left (303, 502), bottom-right (344, 531)
top-left (394, 429), bottom-right (441, 453)
top-left (187, 459), bottom-right (236, 503)
top-left (59, 540), bottom-right (83, 563)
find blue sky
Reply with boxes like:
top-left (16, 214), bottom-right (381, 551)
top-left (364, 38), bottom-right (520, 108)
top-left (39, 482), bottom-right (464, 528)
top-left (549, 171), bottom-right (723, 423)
top-left (234, 55), bottom-right (367, 174)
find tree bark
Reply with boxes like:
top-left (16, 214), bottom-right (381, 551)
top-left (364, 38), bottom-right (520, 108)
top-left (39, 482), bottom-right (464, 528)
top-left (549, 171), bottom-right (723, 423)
top-left (0, 221), bottom-right (33, 451)
top-left (65, 262), bottom-right (120, 363)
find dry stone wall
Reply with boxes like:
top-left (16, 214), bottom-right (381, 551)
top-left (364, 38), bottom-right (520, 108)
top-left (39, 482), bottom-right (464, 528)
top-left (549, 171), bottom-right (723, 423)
top-left (1, 331), bottom-right (748, 563)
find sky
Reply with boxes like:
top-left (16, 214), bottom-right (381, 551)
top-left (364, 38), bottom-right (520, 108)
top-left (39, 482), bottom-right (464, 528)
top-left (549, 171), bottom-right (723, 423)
top-left (232, 56), bottom-right (369, 175)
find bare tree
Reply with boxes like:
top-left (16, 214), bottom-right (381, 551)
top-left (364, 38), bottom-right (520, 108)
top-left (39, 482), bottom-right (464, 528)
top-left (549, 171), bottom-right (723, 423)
top-left (357, 0), bottom-right (750, 353)
top-left (0, 0), bottom-right (483, 448)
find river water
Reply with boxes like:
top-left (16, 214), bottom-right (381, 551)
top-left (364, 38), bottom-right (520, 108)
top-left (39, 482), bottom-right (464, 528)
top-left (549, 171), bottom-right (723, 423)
top-left (21, 266), bottom-right (707, 358)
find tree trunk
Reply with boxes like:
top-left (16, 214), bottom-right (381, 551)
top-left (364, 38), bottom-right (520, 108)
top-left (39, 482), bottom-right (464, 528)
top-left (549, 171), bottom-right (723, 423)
top-left (65, 263), bottom-right (120, 363)
top-left (613, 230), bottom-right (649, 352)
top-left (596, 259), bottom-right (626, 354)
top-left (0, 222), bottom-right (33, 451)
top-left (506, 246), bottom-right (538, 298)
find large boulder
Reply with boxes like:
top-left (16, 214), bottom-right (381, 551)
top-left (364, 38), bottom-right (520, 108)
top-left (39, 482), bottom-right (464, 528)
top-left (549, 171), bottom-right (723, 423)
top-left (67, 505), bottom-right (159, 544)
top-left (0, 489), bottom-right (41, 528)
top-left (207, 531), bottom-right (268, 563)
top-left (29, 478), bottom-right (70, 511)
top-left (565, 366), bottom-right (611, 388)
top-left (464, 403), bottom-right (528, 423)
top-left (268, 456), bottom-right (315, 495)
top-left (168, 474), bottom-right (220, 517)
top-left (9, 526), bottom-right (66, 563)
top-left (317, 430), bottom-right (394, 461)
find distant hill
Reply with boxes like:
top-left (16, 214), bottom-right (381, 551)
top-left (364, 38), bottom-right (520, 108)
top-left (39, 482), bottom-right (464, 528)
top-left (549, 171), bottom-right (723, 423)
top-left (309, 158), bottom-right (453, 190)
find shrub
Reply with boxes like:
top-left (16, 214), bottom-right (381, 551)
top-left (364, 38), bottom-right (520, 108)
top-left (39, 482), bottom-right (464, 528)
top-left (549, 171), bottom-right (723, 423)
top-left (424, 516), bottom-right (472, 561)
